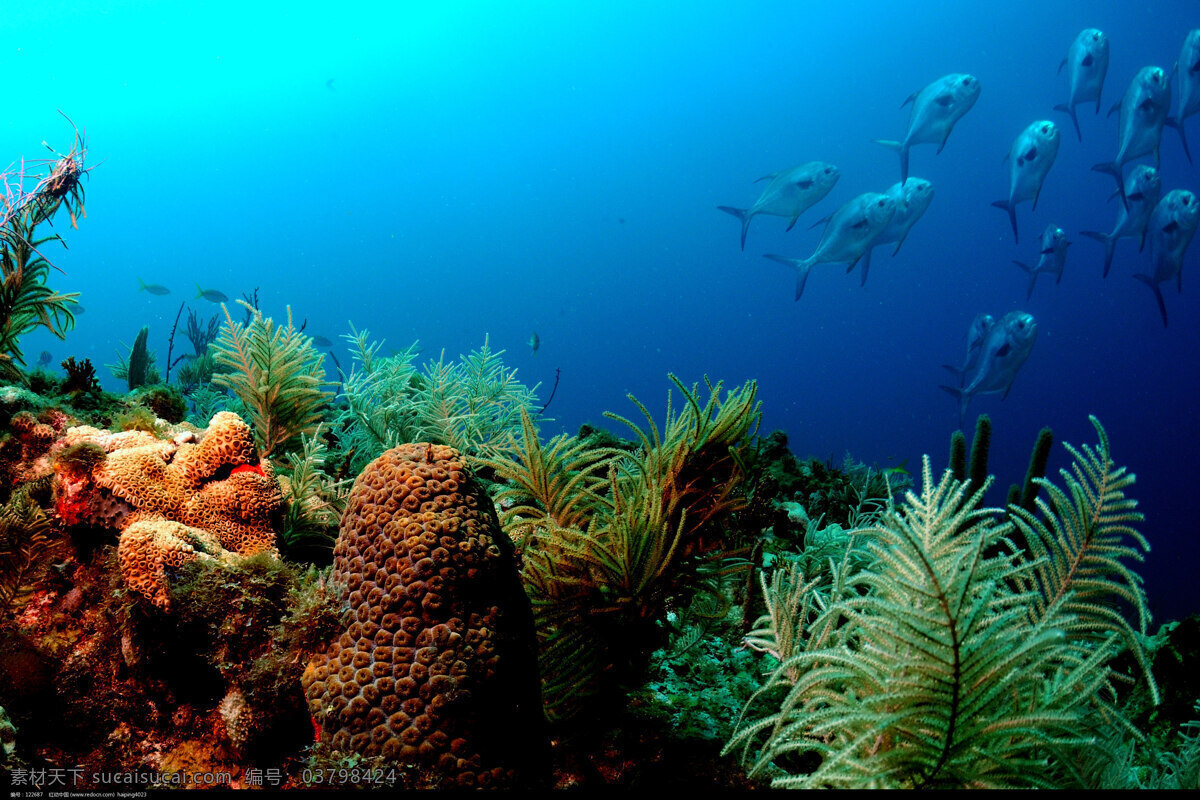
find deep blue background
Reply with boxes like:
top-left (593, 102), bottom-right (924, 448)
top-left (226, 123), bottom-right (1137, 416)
top-left (5, 1), bottom-right (1197, 621)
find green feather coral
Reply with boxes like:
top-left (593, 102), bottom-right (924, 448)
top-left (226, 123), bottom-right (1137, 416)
top-left (211, 300), bottom-right (334, 458)
top-left (0, 209), bottom-right (79, 382)
top-left (726, 417), bottom-right (1156, 789)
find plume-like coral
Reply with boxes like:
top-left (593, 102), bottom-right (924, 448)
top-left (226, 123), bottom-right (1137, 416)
top-left (726, 418), bottom-right (1156, 789)
top-left (211, 300), bottom-right (334, 458)
top-left (484, 374), bottom-right (761, 722)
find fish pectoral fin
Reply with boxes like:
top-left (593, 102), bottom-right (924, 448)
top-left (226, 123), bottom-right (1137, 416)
top-left (1107, 100), bottom-right (1120, 118)
top-left (754, 174), bottom-right (775, 183)
top-left (936, 93), bottom-right (953, 107)
top-left (937, 128), bottom-right (953, 153)
top-left (1126, 191), bottom-right (1144, 202)
top-left (1081, 53), bottom-right (1093, 67)
top-left (809, 214), bottom-right (832, 230)
top-left (1057, 58), bottom-right (1067, 75)
top-left (1023, 146), bottom-right (1038, 162)
top-left (996, 344), bottom-right (1011, 357)
top-left (1163, 220), bottom-right (1181, 234)
top-left (796, 179), bottom-right (813, 189)
top-left (900, 91), bottom-right (917, 109)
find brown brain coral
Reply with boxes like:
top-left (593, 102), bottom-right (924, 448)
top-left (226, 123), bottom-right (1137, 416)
top-left (301, 443), bottom-right (545, 789)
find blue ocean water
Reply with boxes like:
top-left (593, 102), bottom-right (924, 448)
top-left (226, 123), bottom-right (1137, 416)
top-left (5, 0), bottom-right (1197, 620)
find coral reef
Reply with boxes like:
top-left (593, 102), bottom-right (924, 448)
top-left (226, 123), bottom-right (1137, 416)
top-left (301, 442), bottom-right (545, 788)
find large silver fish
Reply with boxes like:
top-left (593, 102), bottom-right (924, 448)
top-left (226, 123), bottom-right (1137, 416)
top-left (854, 178), bottom-right (934, 286)
top-left (1054, 28), bottom-right (1110, 142)
top-left (718, 162), bottom-right (840, 250)
top-left (874, 73), bottom-right (980, 182)
top-left (1092, 66), bottom-right (1171, 196)
top-left (1168, 30), bottom-right (1200, 163)
top-left (763, 192), bottom-right (896, 300)
top-left (942, 312), bottom-right (996, 387)
top-left (1134, 189), bottom-right (1200, 327)
top-left (991, 120), bottom-right (1061, 243)
top-left (1014, 224), bottom-right (1071, 300)
top-left (1080, 165), bottom-right (1163, 277)
top-left (940, 311), bottom-right (1038, 428)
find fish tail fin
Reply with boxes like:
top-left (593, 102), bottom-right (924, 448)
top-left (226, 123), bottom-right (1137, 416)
top-left (195, 283), bottom-right (204, 299)
top-left (137, 277), bottom-right (146, 291)
top-left (1166, 116), bottom-right (1193, 164)
top-left (874, 139), bottom-right (909, 182)
top-left (991, 199), bottom-right (1019, 243)
top-left (1013, 260), bottom-right (1037, 300)
top-left (765, 254), bottom-right (813, 301)
top-left (939, 384), bottom-right (968, 430)
top-left (1091, 162), bottom-right (1128, 208)
top-left (1053, 102), bottom-right (1082, 142)
top-left (1133, 273), bottom-right (1169, 327)
top-left (717, 206), bottom-right (751, 250)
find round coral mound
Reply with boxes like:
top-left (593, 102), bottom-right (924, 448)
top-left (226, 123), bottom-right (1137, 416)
top-left (302, 443), bottom-right (545, 788)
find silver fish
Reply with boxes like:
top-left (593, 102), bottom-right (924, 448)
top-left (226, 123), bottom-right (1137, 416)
top-left (1092, 66), bottom-right (1171, 197)
top-left (942, 313), bottom-right (995, 388)
top-left (991, 120), bottom-right (1061, 243)
top-left (855, 178), bottom-right (934, 286)
top-left (1054, 28), bottom-right (1110, 142)
top-left (1013, 224), bottom-right (1071, 300)
top-left (1080, 165), bottom-right (1163, 277)
top-left (528, 331), bottom-right (540, 356)
top-left (940, 311), bottom-right (1038, 428)
top-left (1134, 189), bottom-right (1200, 327)
top-left (874, 73), bottom-right (980, 182)
top-left (763, 192), bottom-right (896, 301)
top-left (1168, 30), bottom-right (1200, 163)
top-left (718, 162), bottom-right (840, 250)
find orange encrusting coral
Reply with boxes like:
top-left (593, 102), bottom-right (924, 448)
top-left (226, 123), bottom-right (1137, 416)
top-left (56, 411), bottom-right (282, 609)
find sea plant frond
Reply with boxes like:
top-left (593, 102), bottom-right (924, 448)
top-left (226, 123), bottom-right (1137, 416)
top-left (211, 300), bottom-right (335, 459)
